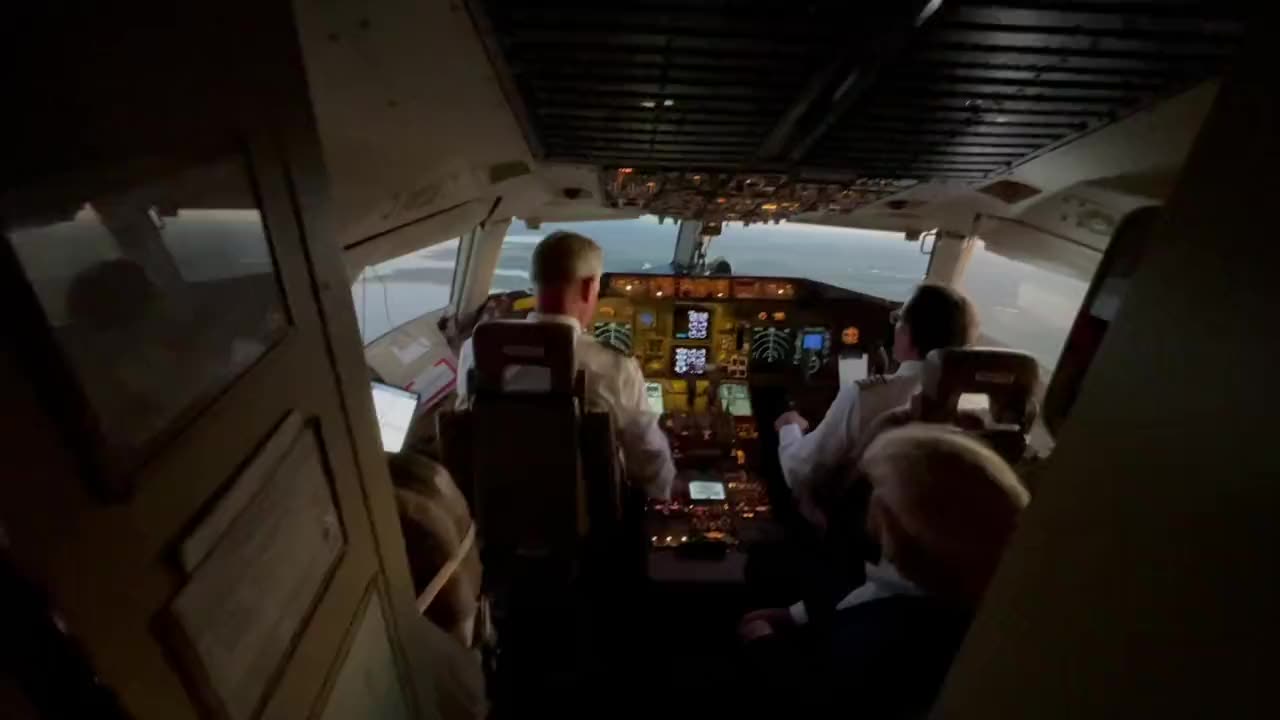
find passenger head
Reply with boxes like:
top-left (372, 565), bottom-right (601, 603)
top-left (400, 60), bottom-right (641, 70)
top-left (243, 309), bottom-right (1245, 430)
top-left (530, 230), bottom-right (604, 326)
top-left (892, 283), bottom-right (977, 362)
top-left (860, 424), bottom-right (1029, 604)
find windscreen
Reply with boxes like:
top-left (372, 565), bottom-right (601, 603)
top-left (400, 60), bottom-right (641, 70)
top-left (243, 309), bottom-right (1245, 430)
top-left (491, 217), bottom-right (928, 301)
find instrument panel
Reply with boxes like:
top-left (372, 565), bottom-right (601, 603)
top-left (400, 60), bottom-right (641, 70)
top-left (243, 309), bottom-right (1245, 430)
top-left (475, 274), bottom-right (899, 558)
top-left (595, 273), bottom-right (896, 412)
top-left (592, 273), bottom-right (898, 557)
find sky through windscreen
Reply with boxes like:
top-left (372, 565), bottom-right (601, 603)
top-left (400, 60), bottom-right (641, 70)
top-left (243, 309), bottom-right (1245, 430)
top-left (494, 216), bottom-right (927, 302)
top-left (353, 216), bottom-right (1091, 374)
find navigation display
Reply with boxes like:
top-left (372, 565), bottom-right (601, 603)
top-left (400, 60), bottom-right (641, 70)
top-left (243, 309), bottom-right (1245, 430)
top-left (673, 305), bottom-right (712, 340)
top-left (671, 345), bottom-right (709, 376)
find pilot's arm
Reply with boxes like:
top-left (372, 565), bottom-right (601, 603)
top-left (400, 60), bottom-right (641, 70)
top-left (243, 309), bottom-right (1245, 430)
top-left (613, 359), bottom-right (677, 500)
top-left (777, 383), bottom-right (862, 495)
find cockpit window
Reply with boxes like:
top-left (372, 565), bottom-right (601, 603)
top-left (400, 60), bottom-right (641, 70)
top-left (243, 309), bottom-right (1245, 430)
top-left (352, 237), bottom-right (461, 344)
top-left (709, 222), bottom-right (924, 302)
top-left (490, 218), bottom-right (673, 294)
top-left (491, 217), bottom-right (928, 301)
top-left (962, 239), bottom-right (1094, 377)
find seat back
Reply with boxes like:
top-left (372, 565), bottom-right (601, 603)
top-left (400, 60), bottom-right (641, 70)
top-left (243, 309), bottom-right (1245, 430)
top-left (807, 349), bottom-right (1041, 592)
top-left (920, 347), bottom-right (1039, 462)
top-left (438, 320), bottom-right (627, 583)
top-left (471, 319), bottom-right (578, 395)
top-left (466, 321), bottom-right (585, 561)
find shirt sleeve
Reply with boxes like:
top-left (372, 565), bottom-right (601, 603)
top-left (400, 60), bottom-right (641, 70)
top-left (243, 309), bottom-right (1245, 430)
top-left (453, 339), bottom-right (472, 409)
top-left (612, 358), bottom-right (676, 500)
top-left (777, 383), bottom-right (861, 496)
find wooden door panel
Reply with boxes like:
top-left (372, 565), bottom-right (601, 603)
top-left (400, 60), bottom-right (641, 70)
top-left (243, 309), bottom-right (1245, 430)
top-left (167, 418), bottom-right (346, 720)
top-left (1, 142), bottom-right (417, 718)
top-left (309, 589), bottom-right (412, 720)
top-left (1, 6), bottom-right (437, 717)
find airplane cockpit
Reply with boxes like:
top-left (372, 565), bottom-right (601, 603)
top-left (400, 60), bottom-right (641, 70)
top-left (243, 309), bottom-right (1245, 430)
top-left (5, 2), bottom-right (1266, 719)
top-left (465, 273), bottom-right (898, 552)
top-left (319, 1), bottom-right (1249, 713)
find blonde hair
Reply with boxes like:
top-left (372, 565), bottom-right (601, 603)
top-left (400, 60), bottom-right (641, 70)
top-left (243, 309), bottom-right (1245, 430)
top-left (860, 424), bottom-right (1029, 602)
top-left (531, 231), bottom-right (604, 287)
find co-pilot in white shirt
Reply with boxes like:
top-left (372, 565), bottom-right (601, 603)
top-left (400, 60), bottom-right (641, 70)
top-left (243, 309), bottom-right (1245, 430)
top-left (778, 360), bottom-right (924, 499)
top-left (455, 313), bottom-right (676, 500)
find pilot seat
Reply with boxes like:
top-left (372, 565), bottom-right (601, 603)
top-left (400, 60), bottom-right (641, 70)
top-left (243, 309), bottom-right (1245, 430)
top-left (917, 346), bottom-right (1040, 464)
top-left (437, 320), bottom-right (634, 588)
top-left (437, 320), bottom-right (647, 709)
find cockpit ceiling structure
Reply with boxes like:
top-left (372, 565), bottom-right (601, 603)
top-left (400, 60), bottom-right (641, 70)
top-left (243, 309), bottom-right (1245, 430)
top-left (470, 0), bottom-right (1247, 220)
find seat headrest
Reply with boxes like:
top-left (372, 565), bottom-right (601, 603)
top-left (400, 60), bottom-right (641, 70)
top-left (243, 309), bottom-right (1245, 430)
top-left (472, 320), bottom-right (578, 394)
top-left (921, 347), bottom-right (1039, 428)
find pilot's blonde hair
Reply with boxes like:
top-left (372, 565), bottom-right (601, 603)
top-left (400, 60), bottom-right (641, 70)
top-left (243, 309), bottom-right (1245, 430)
top-left (860, 424), bottom-right (1029, 602)
top-left (531, 230), bottom-right (604, 287)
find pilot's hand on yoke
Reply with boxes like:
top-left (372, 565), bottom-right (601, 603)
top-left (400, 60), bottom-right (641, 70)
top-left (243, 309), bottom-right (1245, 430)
top-left (774, 410), bottom-right (809, 433)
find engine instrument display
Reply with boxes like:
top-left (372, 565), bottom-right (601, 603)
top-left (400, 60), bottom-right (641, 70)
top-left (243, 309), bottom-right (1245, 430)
top-left (673, 305), bottom-right (712, 340)
top-left (688, 480), bottom-right (727, 501)
top-left (672, 346), bottom-right (709, 376)
top-left (718, 382), bottom-right (753, 417)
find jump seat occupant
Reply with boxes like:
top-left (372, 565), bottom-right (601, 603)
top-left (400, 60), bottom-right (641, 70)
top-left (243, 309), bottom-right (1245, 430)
top-left (455, 230), bottom-right (676, 499)
top-left (740, 424), bottom-right (1031, 717)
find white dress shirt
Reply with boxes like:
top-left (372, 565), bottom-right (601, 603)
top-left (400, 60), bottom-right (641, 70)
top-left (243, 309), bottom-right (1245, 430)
top-left (455, 313), bottom-right (676, 499)
top-left (788, 560), bottom-right (922, 625)
top-left (777, 360), bottom-right (924, 498)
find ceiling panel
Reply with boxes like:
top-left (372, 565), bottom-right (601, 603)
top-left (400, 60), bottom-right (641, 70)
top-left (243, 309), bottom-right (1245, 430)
top-left (470, 0), bottom-right (1246, 217)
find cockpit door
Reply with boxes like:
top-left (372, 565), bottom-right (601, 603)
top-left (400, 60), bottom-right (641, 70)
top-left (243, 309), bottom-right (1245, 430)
top-left (1, 4), bottom-right (438, 719)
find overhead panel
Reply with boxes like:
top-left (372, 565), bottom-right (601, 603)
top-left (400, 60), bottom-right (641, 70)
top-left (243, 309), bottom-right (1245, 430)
top-left (471, 0), bottom-right (1247, 219)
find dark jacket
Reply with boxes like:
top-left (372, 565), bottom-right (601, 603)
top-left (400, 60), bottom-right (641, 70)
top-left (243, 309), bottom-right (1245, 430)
top-left (745, 595), bottom-right (973, 718)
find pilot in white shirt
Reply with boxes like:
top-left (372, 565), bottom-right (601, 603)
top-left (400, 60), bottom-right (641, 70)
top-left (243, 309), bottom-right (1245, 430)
top-left (455, 231), bottom-right (676, 500)
top-left (776, 284), bottom-right (978, 503)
